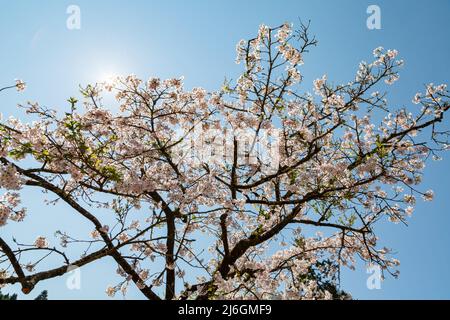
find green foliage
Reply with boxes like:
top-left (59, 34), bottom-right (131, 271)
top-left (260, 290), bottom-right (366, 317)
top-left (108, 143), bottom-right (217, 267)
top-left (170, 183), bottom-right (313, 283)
top-left (297, 260), bottom-right (351, 300)
top-left (258, 208), bottom-right (270, 220)
top-left (8, 142), bottom-right (33, 160)
top-left (99, 165), bottom-right (122, 182)
top-left (375, 134), bottom-right (389, 159)
top-left (80, 84), bottom-right (96, 98)
top-left (64, 117), bottom-right (82, 137)
top-left (221, 78), bottom-right (233, 93)
top-left (0, 290), bottom-right (17, 300)
top-left (0, 290), bottom-right (48, 300)
top-left (67, 97), bottom-right (78, 111)
top-left (274, 97), bottom-right (285, 111)
top-left (34, 290), bottom-right (48, 300)
top-left (289, 170), bottom-right (298, 184)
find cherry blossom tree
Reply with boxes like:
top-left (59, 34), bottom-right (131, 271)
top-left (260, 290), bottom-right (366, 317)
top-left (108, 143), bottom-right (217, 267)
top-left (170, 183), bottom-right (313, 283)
top-left (0, 22), bottom-right (449, 300)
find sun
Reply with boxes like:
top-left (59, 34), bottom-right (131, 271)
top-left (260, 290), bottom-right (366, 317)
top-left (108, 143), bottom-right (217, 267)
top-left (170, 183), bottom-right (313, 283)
top-left (98, 72), bottom-right (120, 86)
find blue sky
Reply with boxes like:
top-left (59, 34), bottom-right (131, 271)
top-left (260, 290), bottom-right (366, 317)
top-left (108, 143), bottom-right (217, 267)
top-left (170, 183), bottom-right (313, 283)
top-left (1, 0), bottom-right (449, 299)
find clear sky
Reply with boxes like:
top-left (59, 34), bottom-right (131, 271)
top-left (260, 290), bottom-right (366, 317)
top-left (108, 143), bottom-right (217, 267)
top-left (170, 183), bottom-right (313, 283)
top-left (1, 0), bottom-right (449, 299)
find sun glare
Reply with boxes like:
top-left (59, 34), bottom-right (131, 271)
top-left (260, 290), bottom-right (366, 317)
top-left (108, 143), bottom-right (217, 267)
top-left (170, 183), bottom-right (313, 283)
top-left (99, 72), bottom-right (119, 86)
